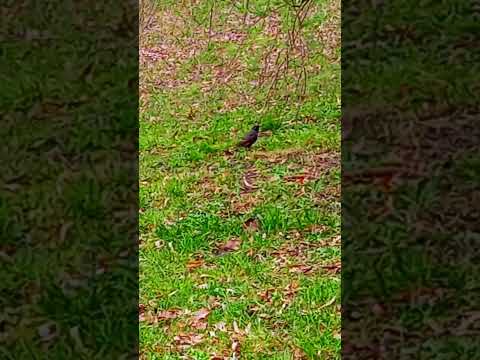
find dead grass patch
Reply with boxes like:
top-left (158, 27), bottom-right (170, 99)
top-left (194, 174), bottom-right (231, 201)
top-left (315, 183), bottom-right (340, 203)
top-left (229, 193), bottom-right (263, 215)
top-left (268, 232), bottom-right (340, 275)
top-left (253, 148), bottom-right (306, 164)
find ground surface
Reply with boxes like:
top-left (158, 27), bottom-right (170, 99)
top-left (139, 1), bottom-right (341, 358)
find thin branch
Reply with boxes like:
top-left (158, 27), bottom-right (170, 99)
top-left (207, 0), bottom-right (215, 47)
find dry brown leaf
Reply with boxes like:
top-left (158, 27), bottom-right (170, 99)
top-left (217, 238), bottom-right (241, 254)
top-left (242, 176), bottom-right (256, 190)
top-left (140, 309), bottom-right (158, 324)
top-left (289, 264), bottom-right (314, 274)
top-left (284, 282), bottom-right (300, 299)
top-left (293, 347), bottom-right (308, 359)
top-left (456, 312), bottom-right (480, 332)
top-left (306, 224), bottom-right (329, 233)
top-left (242, 217), bottom-right (259, 231)
top-left (233, 320), bottom-right (240, 334)
top-left (214, 322), bottom-right (227, 332)
top-left (208, 296), bottom-right (222, 309)
top-left (230, 193), bottom-right (260, 215)
top-left (158, 309), bottom-right (182, 321)
top-left (241, 169), bottom-right (259, 192)
top-left (210, 356), bottom-right (224, 360)
top-left (193, 308), bottom-right (210, 321)
top-left (189, 308), bottom-right (210, 330)
top-left (285, 174), bottom-right (307, 184)
top-left (232, 338), bottom-right (240, 354)
top-left (259, 288), bottom-right (274, 304)
top-left (370, 302), bottom-right (386, 316)
top-left (191, 321), bottom-right (208, 330)
top-left (321, 261), bottom-right (341, 273)
top-left (186, 259), bottom-right (205, 270)
top-left (139, 303), bottom-right (146, 314)
top-left (174, 333), bottom-right (204, 347)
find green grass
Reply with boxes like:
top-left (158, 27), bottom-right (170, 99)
top-left (140, 0), bottom-right (340, 358)
top-left (1, 1), bottom-right (137, 358)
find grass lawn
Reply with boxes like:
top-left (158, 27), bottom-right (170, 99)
top-left (139, 0), bottom-right (341, 358)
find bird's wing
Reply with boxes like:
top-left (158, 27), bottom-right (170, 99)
top-left (243, 131), bottom-right (257, 142)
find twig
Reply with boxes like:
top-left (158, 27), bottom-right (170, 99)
top-left (243, 0), bottom-right (250, 24)
top-left (207, 0), bottom-right (215, 47)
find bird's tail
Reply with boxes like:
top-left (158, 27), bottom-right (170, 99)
top-left (237, 140), bottom-right (248, 148)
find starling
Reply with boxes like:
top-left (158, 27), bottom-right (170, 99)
top-left (237, 124), bottom-right (260, 148)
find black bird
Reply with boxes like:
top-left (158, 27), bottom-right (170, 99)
top-left (237, 124), bottom-right (260, 148)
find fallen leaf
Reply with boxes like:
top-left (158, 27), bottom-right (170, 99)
top-left (456, 312), bottom-right (480, 332)
top-left (217, 238), bottom-right (241, 254)
top-left (243, 217), bottom-right (259, 231)
top-left (293, 347), bottom-right (308, 359)
top-left (321, 261), bottom-right (341, 273)
top-left (242, 176), bottom-right (256, 190)
top-left (208, 296), bottom-right (222, 308)
top-left (193, 308), bottom-right (210, 321)
top-left (259, 288), bottom-right (274, 303)
top-left (232, 339), bottom-right (240, 353)
top-left (371, 303), bottom-right (386, 316)
top-left (158, 309), bottom-right (182, 321)
top-left (38, 322), bottom-right (58, 342)
top-left (186, 259), bottom-right (204, 270)
top-left (289, 264), bottom-right (314, 274)
top-left (174, 333), bottom-right (204, 347)
top-left (285, 174), bottom-right (307, 184)
top-left (215, 322), bottom-right (227, 332)
top-left (284, 282), bottom-right (300, 299)
top-left (139, 311), bottom-right (150, 323)
top-left (139, 304), bottom-right (146, 315)
top-left (306, 224), bottom-right (329, 233)
top-left (241, 170), bottom-right (259, 192)
top-left (188, 308), bottom-right (210, 330)
top-left (191, 321), bottom-right (208, 330)
top-left (233, 320), bottom-right (240, 333)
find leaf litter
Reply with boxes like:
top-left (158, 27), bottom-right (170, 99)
top-left (216, 238), bottom-right (242, 255)
top-left (140, 0), bottom-right (341, 356)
